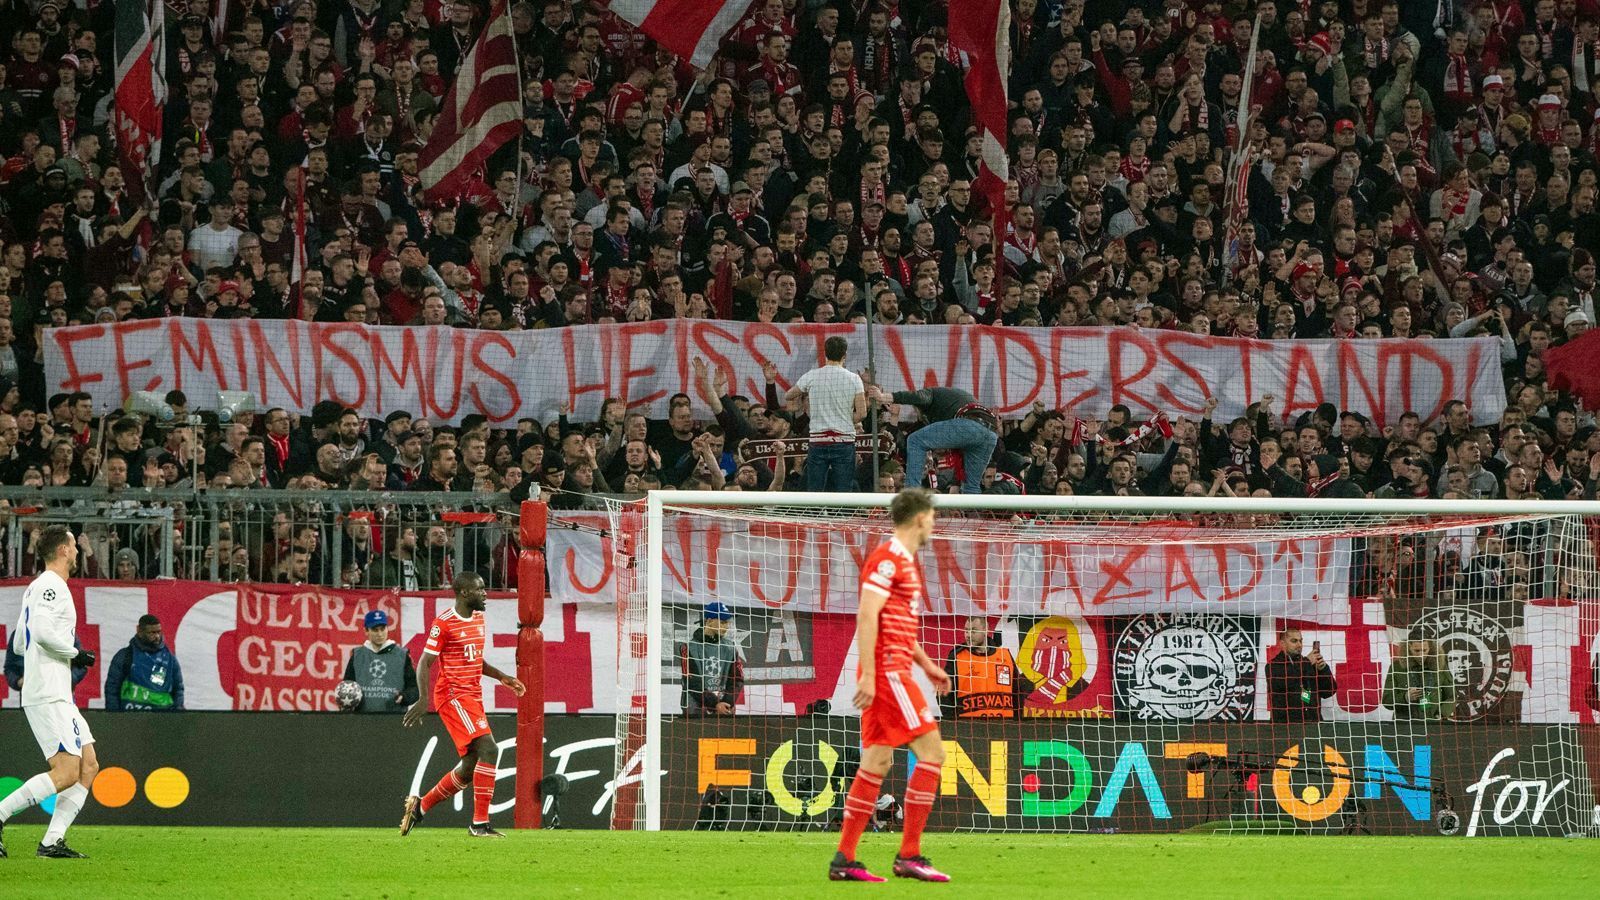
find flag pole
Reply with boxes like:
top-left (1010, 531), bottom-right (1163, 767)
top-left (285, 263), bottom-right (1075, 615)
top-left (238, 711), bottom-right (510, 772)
top-left (1223, 13), bottom-right (1262, 271)
top-left (512, 4), bottom-right (526, 228)
top-left (865, 285), bottom-right (878, 489)
top-left (292, 169), bottom-right (309, 316)
top-left (153, 0), bottom-right (166, 195)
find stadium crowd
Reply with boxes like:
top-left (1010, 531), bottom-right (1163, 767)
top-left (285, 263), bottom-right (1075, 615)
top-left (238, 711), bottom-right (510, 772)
top-left (0, 0), bottom-right (1596, 588)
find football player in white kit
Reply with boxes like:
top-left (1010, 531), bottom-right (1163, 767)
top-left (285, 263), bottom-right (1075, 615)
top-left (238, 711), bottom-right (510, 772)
top-left (0, 525), bottom-right (99, 858)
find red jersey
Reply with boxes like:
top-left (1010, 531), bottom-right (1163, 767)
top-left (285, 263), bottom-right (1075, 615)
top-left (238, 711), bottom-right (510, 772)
top-left (423, 608), bottom-right (486, 702)
top-left (860, 536), bottom-right (925, 674)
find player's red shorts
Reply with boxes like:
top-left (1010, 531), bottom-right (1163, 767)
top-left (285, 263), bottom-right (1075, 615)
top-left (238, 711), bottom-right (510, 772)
top-left (437, 693), bottom-right (492, 755)
top-left (861, 669), bottom-right (938, 748)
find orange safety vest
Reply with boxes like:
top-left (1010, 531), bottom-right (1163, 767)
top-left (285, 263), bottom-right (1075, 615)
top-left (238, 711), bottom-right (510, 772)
top-left (948, 645), bottom-right (1018, 718)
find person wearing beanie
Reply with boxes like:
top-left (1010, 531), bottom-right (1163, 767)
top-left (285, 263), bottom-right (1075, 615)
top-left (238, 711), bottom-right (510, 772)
top-left (111, 547), bottom-right (141, 581)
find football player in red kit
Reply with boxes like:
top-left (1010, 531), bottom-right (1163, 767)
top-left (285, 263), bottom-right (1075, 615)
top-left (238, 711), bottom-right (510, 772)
top-left (830, 488), bottom-right (953, 883)
top-left (399, 572), bottom-right (525, 837)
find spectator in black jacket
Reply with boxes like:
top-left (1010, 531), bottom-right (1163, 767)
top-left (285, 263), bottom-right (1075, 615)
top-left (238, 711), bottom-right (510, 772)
top-left (1272, 453), bottom-right (1368, 499)
top-left (1198, 394), bottom-right (1275, 480)
top-left (1266, 628), bottom-right (1337, 722)
top-left (408, 443), bottom-right (458, 492)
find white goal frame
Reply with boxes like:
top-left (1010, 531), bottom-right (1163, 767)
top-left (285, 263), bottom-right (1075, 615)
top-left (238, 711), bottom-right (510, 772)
top-left (634, 491), bottom-right (1600, 831)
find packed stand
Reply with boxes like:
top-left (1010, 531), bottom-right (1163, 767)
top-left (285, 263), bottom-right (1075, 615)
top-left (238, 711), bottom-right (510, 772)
top-left (0, 0), bottom-right (1592, 569)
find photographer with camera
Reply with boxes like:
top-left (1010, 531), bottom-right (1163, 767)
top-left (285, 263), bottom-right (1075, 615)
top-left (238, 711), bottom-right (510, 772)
top-left (4, 639), bottom-right (92, 696)
top-left (1449, 307), bottom-right (1518, 362)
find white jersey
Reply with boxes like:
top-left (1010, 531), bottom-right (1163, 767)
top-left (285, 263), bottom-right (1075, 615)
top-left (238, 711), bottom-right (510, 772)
top-left (13, 570), bottom-right (76, 707)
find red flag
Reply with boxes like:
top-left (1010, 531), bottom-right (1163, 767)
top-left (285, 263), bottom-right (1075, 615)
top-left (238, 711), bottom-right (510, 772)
top-left (113, 0), bottom-right (165, 202)
top-left (419, 0), bottom-right (522, 204)
top-left (947, 0), bottom-right (1011, 237)
top-left (1545, 330), bottom-right (1600, 411)
top-left (608, 0), bottom-right (751, 70)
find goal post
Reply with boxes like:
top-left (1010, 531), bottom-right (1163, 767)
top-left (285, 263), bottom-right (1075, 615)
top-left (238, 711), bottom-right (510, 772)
top-left (610, 492), bottom-right (1600, 836)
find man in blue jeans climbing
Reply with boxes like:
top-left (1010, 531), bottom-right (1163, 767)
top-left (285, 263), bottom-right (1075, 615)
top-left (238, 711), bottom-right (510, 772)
top-left (873, 384), bottom-right (999, 494)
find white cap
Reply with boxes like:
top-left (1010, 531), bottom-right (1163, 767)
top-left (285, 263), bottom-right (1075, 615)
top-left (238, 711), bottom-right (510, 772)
top-left (1538, 93), bottom-right (1562, 109)
top-left (1567, 310), bottom-right (1592, 327)
top-left (1482, 74), bottom-right (1504, 89)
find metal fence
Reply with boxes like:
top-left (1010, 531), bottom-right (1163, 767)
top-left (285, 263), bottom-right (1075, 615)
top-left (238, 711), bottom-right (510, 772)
top-left (0, 487), bottom-right (519, 590)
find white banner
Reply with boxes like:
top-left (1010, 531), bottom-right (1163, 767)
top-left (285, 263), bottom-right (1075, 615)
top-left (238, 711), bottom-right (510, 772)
top-left (546, 511), bottom-right (1352, 619)
top-left (44, 319), bottom-right (1505, 427)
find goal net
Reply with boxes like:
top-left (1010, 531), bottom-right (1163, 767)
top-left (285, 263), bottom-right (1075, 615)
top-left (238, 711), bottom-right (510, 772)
top-left (607, 493), bottom-right (1600, 837)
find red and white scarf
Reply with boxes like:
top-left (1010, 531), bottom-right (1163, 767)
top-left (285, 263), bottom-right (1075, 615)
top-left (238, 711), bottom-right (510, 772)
top-left (1444, 54), bottom-right (1473, 101)
top-left (1306, 469), bottom-right (1342, 497)
top-left (1405, 121), bottom-right (1435, 176)
top-left (1451, 127), bottom-right (1483, 162)
top-left (1363, 35), bottom-right (1390, 70)
top-left (1120, 154), bottom-right (1150, 184)
top-left (1535, 18), bottom-right (1557, 57)
top-left (1070, 412), bottom-right (1173, 448)
top-left (862, 33), bottom-right (894, 88)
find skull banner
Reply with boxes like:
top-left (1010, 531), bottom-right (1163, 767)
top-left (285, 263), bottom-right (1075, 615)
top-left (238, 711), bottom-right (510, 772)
top-left (1113, 613), bottom-right (1258, 721)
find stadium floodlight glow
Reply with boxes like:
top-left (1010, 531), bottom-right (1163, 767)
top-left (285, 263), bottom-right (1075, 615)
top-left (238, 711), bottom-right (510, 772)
top-left (608, 492), bottom-right (1600, 835)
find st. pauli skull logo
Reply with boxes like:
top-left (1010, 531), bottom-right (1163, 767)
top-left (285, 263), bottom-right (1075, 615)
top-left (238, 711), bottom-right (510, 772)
top-left (1114, 613), bottom-right (1256, 720)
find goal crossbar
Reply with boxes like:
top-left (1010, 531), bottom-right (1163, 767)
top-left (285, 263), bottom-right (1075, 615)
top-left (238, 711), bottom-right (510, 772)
top-left (646, 491), bottom-right (1600, 516)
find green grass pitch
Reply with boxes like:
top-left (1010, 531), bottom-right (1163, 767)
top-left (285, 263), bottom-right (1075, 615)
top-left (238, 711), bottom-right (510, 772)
top-left (1, 827), bottom-right (1597, 898)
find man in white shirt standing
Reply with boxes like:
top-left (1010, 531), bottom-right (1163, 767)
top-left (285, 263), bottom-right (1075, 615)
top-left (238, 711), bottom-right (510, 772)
top-left (787, 336), bottom-right (866, 491)
top-left (0, 525), bottom-right (99, 859)
top-left (187, 197), bottom-right (243, 272)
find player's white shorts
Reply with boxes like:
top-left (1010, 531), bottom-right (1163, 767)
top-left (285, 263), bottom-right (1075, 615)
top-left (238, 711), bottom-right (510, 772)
top-left (24, 701), bottom-right (94, 759)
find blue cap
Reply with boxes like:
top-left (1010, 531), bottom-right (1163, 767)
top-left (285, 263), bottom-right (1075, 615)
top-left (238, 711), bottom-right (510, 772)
top-left (364, 610), bottom-right (390, 629)
top-left (703, 602), bottom-right (733, 621)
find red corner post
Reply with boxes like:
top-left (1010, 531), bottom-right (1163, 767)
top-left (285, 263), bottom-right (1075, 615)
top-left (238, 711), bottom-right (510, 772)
top-left (514, 500), bottom-right (548, 829)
